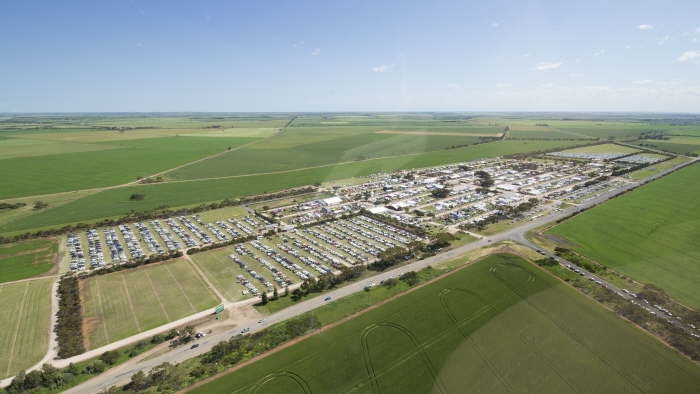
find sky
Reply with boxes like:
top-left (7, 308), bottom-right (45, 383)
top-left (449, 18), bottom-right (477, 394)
top-left (1, 0), bottom-right (699, 113)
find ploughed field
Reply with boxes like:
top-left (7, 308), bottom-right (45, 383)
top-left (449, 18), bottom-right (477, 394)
top-left (548, 163), bottom-right (700, 308)
top-left (189, 254), bottom-right (700, 394)
top-left (80, 258), bottom-right (219, 349)
top-left (0, 277), bottom-right (53, 379)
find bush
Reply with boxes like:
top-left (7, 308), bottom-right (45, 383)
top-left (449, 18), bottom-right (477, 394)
top-left (399, 271), bottom-right (419, 286)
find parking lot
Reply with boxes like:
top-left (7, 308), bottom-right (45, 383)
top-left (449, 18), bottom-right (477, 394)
top-left (65, 214), bottom-right (272, 272)
top-left (191, 215), bottom-right (423, 301)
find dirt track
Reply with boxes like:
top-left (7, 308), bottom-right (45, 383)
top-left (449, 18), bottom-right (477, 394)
top-left (376, 130), bottom-right (502, 137)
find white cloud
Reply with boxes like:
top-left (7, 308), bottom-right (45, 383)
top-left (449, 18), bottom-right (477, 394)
top-left (657, 35), bottom-right (671, 45)
top-left (535, 61), bottom-right (562, 71)
top-left (495, 82), bottom-right (511, 88)
top-left (292, 40), bottom-right (305, 48)
top-left (593, 49), bottom-right (605, 57)
top-left (632, 79), bottom-right (654, 85)
top-left (569, 73), bottom-right (585, 79)
top-left (676, 50), bottom-right (700, 62)
top-left (371, 64), bottom-right (395, 73)
top-left (491, 21), bottom-right (501, 28)
top-left (135, 42), bottom-right (144, 48)
top-left (638, 24), bottom-right (654, 31)
top-left (311, 48), bottom-right (320, 56)
top-left (447, 82), bottom-right (461, 90)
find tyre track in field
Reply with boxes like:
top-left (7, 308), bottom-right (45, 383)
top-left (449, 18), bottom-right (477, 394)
top-left (143, 269), bottom-right (172, 321)
top-left (4, 282), bottom-right (29, 377)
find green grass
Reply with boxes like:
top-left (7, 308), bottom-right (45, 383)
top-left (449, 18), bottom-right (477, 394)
top-left (81, 258), bottom-right (220, 349)
top-left (189, 248), bottom-right (252, 303)
top-left (0, 136), bottom-right (257, 199)
top-left (0, 238), bottom-right (57, 283)
top-left (558, 143), bottom-right (640, 155)
top-left (0, 140), bottom-right (580, 235)
top-left (548, 163), bottom-right (700, 307)
top-left (0, 137), bottom-right (118, 160)
top-left (636, 137), bottom-right (700, 155)
top-left (168, 127), bottom-right (486, 180)
top-left (628, 156), bottom-right (690, 180)
top-left (0, 277), bottom-right (53, 379)
top-left (189, 254), bottom-right (700, 394)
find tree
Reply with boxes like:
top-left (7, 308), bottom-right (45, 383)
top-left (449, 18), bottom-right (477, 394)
top-left (284, 285), bottom-right (289, 297)
top-left (7, 371), bottom-right (26, 394)
top-left (100, 350), bottom-right (120, 365)
top-left (399, 271), bottom-right (419, 286)
top-left (272, 286), bottom-right (279, 300)
top-left (261, 291), bottom-right (269, 305)
top-left (129, 193), bottom-right (145, 201)
top-left (129, 370), bottom-right (147, 391)
top-left (24, 369), bottom-right (43, 389)
top-left (430, 188), bottom-right (451, 198)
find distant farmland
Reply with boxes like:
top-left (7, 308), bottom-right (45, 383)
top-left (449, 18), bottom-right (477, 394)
top-left (548, 163), bottom-right (700, 308)
top-left (189, 254), bottom-right (700, 394)
top-left (0, 139), bottom-right (579, 235)
top-left (0, 136), bottom-right (257, 199)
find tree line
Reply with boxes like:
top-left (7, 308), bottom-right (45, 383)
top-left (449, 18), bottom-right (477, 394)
top-left (55, 276), bottom-right (85, 358)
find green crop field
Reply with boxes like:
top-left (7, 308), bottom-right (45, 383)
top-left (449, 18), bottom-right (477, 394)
top-left (0, 139), bottom-right (579, 235)
top-left (0, 136), bottom-right (257, 199)
top-left (0, 238), bottom-right (57, 283)
top-left (548, 163), bottom-right (700, 307)
top-left (189, 254), bottom-right (700, 394)
top-left (636, 136), bottom-right (700, 155)
top-left (629, 156), bottom-right (691, 180)
top-left (0, 277), bottom-right (53, 379)
top-left (167, 126), bottom-right (487, 180)
top-left (81, 258), bottom-right (220, 349)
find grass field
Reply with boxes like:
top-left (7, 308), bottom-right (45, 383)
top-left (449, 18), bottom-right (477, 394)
top-left (637, 136), bottom-right (700, 155)
top-left (548, 163), bottom-right (700, 307)
top-left (167, 127), bottom-right (487, 180)
top-left (0, 137), bottom-right (118, 160)
top-left (81, 258), bottom-right (220, 349)
top-left (0, 140), bottom-right (580, 235)
top-left (189, 248), bottom-right (252, 303)
top-left (0, 238), bottom-right (57, 283)
top-left (628, 156), bottom-right (691, 180)
top-left (558, 143), bottom-right (640, 155)
top-left (189, 254), bottom-right (700, 394)
top-left (0, 136), bottom-right (258, 199)
top-left (0, 277), bottom-right (53, 379)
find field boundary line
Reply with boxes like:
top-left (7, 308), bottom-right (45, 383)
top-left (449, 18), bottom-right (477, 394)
top-left (120, 275), bottom-right (143, 332)
top-left (143, 269), bottom-right (171, 321)
top-left (183, 254), bottom-right (226, 303)
top-left (4, 282), bottom-right (29, 376)
top-left (162, 263), bottom-right (197, 313)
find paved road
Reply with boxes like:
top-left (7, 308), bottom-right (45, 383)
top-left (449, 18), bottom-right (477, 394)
top-left (27, 157), bottom-right (700, 392)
